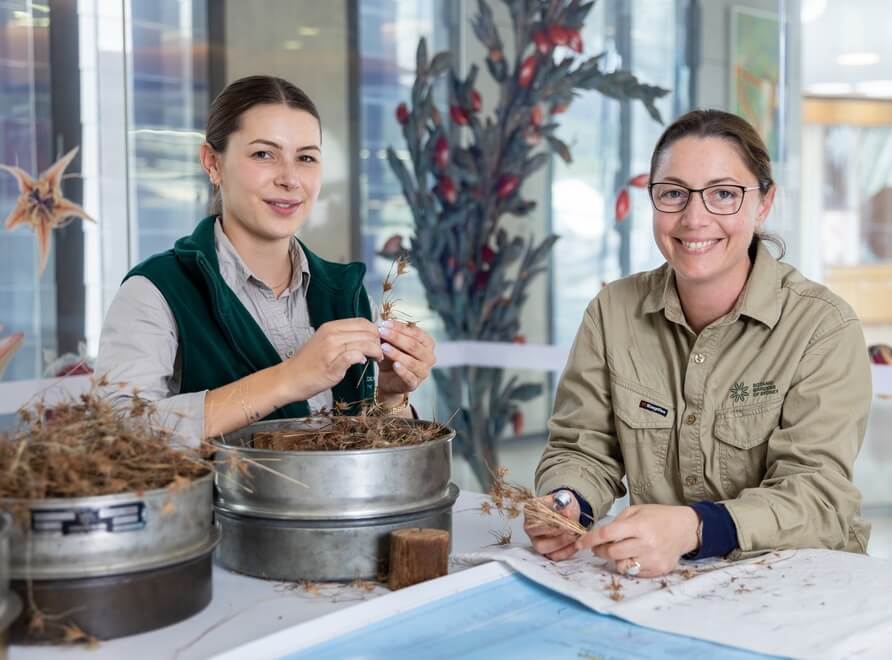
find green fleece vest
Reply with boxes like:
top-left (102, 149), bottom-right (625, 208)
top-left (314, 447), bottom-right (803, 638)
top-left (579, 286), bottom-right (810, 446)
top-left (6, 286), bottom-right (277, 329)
top-left (126, 215), bottom-right (375, 420)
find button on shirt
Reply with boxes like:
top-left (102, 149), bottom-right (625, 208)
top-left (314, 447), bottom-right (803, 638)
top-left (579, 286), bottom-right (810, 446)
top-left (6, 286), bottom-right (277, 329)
top-left (536, 241), bottom-right (872, 558)
top-left (95, 219), bottom-right (333, 445)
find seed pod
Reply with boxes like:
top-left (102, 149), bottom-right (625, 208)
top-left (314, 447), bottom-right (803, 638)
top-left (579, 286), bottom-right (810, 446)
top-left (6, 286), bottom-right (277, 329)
top-left (449, 105), bottom-right (470, 126)
top-left (512, 410), bottom-right (524, 435)
top-left (434, 135), bottom-right (449, 170)
top-left (437, 175), bottom-right (457, 205)
top-left (531, 104), bottom-right (544, 126)
top-left (518, 55), bottom-right (538, 88)
top-left (547, 25), bottom-right (570, 47)
top-left (532, 29), bottom-right (552, 55)
top-left (470, 89), bottom-right (482, 113)
top-left (495, 174), bottom-right (520, 199)
top-left (615, 187), bottom-right (630, 222)
top-left (395, 102), bottom-right (409, 125)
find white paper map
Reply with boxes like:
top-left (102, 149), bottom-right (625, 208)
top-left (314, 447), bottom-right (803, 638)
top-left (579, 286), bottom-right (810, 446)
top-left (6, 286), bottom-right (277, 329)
top-left (215, 561), bottom-right (776, 660)
top-left (455, 545), bottom-right (892, 659)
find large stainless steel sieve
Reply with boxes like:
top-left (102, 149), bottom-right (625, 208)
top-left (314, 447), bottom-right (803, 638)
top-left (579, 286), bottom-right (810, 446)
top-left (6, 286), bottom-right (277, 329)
top-left (3, 473), bottom-right (219, 642)
top-left (216, 484), bottom-right (460, 581)
top-left (4, 472), bottom-right (218, 580)
top-left (213, 418), bottom-right (454, 520)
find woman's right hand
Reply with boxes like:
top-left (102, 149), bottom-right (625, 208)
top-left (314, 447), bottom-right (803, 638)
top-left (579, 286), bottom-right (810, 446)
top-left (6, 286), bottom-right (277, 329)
top-left (276, 318), bottom-right (383, 404)
top-left (523, 492), bottom-right (582, 561)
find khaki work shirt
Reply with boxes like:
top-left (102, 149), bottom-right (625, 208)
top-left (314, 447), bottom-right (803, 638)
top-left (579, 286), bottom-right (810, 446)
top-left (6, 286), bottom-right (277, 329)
top-left (537, 241), bottom-right (871, 557)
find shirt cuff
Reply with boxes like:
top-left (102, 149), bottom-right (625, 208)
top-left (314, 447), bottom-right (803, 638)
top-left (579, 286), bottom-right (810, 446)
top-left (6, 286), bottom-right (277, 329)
top-left (549, 487), bottom-right (594, 528)
top-left (686, 501), bottom-right (739, 559)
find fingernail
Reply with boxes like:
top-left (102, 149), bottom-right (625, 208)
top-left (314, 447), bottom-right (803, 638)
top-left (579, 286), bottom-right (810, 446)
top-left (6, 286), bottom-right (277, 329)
top-left (394, 362), bottom-right (402, 370)
top-left (382, 343), bottom-right (392, 353)
top-left (378, 326), bottom-right (389, 337)
top-left (378, 320), bottom-right (393, 328)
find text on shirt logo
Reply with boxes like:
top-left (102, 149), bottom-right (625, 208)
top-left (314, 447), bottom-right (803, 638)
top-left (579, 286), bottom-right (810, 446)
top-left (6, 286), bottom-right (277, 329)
top-left (729, 380), bottom-right (777, 403)
top-left (639, 400), bottom-right (669, 417)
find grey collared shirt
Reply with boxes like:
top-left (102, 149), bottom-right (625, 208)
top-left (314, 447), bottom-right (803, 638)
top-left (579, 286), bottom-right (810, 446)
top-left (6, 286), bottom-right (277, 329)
top-left (96, 218), bottom-right (333, 446)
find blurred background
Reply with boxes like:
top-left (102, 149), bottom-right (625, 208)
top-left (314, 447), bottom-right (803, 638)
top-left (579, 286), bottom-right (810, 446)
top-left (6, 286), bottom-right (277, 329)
top-left (1, 0), bottom-right (891, 548)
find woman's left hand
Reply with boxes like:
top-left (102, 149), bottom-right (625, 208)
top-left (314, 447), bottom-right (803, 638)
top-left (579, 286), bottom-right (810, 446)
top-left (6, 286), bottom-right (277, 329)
top-left (574, 504), bottom-right (700, 578)
top-left (376, 320), bottom-right (436, 402)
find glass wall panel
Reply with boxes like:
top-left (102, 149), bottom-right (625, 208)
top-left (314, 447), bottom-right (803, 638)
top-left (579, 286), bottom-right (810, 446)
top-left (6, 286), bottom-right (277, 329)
top-left (0, 1), bottom-right (53, 381)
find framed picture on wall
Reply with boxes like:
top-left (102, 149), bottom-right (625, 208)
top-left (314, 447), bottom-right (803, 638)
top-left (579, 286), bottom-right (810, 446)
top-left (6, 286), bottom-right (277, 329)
top-left (730, 6), bottom-right (781, 160)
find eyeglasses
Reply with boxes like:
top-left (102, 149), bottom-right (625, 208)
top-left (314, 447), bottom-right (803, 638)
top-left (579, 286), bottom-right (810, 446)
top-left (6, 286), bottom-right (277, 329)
top-left (648, 182), bottom-right (760, 215)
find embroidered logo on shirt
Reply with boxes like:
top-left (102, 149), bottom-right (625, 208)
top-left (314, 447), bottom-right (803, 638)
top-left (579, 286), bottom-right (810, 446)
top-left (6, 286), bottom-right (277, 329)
top-left (639, 400), bottom-right (669, 417)
top-left (729, 382), bottom-right (750, 402)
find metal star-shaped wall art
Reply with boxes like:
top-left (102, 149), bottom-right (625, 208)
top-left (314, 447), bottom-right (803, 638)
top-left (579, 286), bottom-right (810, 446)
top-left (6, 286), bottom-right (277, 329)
top-left (0, 325), bottom-right (24, 380)
top-left (0, 146), bottom-right (95, 274)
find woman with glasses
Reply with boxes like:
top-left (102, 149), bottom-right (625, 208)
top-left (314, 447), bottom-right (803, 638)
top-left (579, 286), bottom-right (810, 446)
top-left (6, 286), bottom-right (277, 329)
top-left (525, 109), bottom-right (871, 577)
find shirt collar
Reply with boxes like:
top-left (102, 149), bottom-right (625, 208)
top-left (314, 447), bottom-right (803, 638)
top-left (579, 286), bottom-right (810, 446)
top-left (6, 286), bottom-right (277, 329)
top-left (214, 217), bottom-right (310, 293)
top-left (736, 239), bottom-right (781, 328)
top-left (641, 239), bottom-right (781, 329)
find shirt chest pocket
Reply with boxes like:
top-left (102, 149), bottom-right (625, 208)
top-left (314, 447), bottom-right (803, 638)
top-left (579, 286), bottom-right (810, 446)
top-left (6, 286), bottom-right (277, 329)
top-left (612, 382), bottom-right (675, 479)
top-left (713, 399), bottom-right (783, 496)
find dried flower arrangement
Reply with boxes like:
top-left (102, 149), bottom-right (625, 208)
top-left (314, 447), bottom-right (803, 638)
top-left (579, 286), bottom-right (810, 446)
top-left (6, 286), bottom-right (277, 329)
top-left (385, 0), bottom-right (669, 488)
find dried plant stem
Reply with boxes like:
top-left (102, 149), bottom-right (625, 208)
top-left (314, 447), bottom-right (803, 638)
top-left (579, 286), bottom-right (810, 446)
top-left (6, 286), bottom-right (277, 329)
top-left (487, 465), bottom-right (589, 536)
top-left (522, 498), bottom-right (587, 536)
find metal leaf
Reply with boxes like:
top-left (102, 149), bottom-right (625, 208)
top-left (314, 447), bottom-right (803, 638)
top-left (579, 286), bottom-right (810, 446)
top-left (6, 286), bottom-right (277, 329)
top-left (416, 38), bottom-right (428, 76)
top-left (429, 51), bottom-right (452, 77)
top-left (509, 382), bottom-right (543, 403)
top-left (546, 135), bottom-right (573, 163)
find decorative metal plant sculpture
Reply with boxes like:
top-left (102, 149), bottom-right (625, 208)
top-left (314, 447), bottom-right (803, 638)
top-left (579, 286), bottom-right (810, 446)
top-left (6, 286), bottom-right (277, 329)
top-left (385, 0), bottom-right (669, 488)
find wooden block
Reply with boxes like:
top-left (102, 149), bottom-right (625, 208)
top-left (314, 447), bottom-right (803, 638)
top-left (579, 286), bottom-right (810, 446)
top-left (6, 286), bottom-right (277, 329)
top-left (387, 527), bottom-right (449, 590)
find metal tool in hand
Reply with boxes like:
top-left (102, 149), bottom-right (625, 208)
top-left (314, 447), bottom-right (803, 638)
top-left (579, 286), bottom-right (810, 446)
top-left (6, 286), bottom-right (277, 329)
top-left (552, 490), bottom-right (573, 512)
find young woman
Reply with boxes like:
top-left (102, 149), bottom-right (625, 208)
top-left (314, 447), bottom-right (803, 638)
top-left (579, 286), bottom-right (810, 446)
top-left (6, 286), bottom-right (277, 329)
top-left (96, 75), bottom-right (436, 443)
top-left (525, 109), bottom-right (871, 577)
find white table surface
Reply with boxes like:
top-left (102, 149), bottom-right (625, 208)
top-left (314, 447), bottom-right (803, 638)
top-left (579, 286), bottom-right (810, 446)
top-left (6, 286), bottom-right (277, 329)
top-left (8, 491), bottom-right (526, 660)
top-left (10, 490), bottom-right (892, 660)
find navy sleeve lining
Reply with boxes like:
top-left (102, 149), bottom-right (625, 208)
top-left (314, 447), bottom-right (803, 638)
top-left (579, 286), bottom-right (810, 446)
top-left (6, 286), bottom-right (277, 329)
top-left (687, 501), bottom-right (739, 559)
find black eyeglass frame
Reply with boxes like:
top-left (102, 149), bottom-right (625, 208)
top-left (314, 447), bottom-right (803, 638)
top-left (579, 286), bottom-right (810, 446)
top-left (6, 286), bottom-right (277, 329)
top-left (648, 182), bottom-right (761, 215)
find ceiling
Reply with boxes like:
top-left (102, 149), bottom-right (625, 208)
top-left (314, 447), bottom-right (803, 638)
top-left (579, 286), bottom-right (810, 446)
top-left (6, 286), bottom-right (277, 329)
top-left (802, 0), bottom-right (892, 98)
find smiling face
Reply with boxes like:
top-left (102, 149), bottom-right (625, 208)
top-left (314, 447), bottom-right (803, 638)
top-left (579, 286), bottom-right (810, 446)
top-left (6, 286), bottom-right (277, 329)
top-left (200, 103), bottom-right (322, 242)
top-left (651, 135), bottom-right (774, 288)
